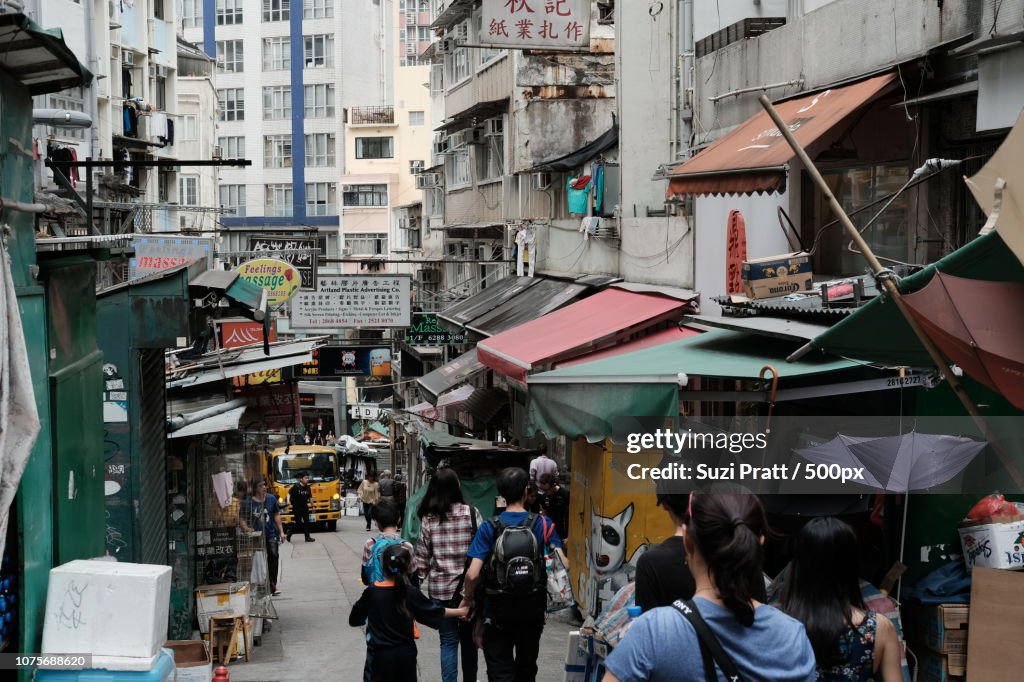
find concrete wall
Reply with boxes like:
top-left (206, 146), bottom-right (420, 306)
top-left (176, 77), bottom-right (219, 212)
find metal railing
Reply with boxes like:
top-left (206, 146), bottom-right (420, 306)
top-left (349, 106), bottom-right (395, 125)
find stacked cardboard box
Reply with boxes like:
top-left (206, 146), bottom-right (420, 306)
top-left (906, 603), bottom-right (969, 682)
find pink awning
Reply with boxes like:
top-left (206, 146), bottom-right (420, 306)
top-left (477, 289), bottom-right (694, 385)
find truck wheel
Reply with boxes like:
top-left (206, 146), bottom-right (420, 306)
top-left (327, 520), bottom-right (338, 532)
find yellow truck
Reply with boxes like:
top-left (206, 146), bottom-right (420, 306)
top-left (265, 445), bottom-right (343, 531)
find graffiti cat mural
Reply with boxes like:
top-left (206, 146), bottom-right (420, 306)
top-left (581, 502), bottom-right (649, 614)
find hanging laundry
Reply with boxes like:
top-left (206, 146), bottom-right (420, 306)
top-left (567, 175), bottom-right (592, 215)
top-left (166, 119), bottom-right (174, 146)
top-left (69, 148), bottom-right (80, 183)
top-left (594, 163), bottom-right (606, 215)
top-left (580, 216), bottom-right (600, 240)
top-left (150, 112), bottom-right (168, 142)
top-left (515, 225), bottom-right (537, 277)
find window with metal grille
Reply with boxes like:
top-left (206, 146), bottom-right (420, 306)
top-left (263, 37), bottom-right (290, 71)
top-left (343, 184), bottom-right (388, 207)
top-left (263, 86), bottom-right (292, 120)
top-left (304, 84), bottom-right (335, 118)
top-left (264, 135), bottom-right (293, 168)
top-left (219, 184), bottom-right (246, 216)
top-left (477, 127), bottom-right (504, 182)
top-left (302, 0), bottom-right (333, 18)
top-left (346, 233), bottom-right (388, 255)
top-left (266, 184), bottom-right (294, 217)
top-left (218, 136), bottom-right (245, 159)
top-left (263, 0), bottom-right (289, 22)
top-left (303, 34), bottom-right (334, 68)
top-left (218, 88), bottom-right (244, 121)
top-left (305, 133), bottom-right (336, 167)
top-left (216, 0), bottom-right (242, 25)
top-left (355, 137), bottom-right (394, 159)
top-left (305, 182), bottom-right (337, 216)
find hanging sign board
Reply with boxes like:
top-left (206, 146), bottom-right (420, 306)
top-left (480, 0), bottom-right (591, 51)
top-left (407, 313), bottom-right (466, 346)
top-left (235, 258), bottom-right (301, 306)
top-left (291, 275), bottom-right (412, 329)
top-left (247, 235), bottom-right (319, 290)
top-left (130, 236), bottom-right (213, 280)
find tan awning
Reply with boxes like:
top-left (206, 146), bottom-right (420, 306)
top-left (667, 73), bottom-right (897, 197)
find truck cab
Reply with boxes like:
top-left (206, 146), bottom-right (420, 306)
top-left (265, 445), bottom-right (343, 531)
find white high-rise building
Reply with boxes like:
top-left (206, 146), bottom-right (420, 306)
top-left (178, 0), bottom-right (392, 256)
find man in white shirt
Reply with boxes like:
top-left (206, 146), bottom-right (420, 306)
top-left (528, 443), bottom-right (557, 484)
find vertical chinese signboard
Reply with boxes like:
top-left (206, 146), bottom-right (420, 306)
top-left (481, 0), bottom-right (591, 50)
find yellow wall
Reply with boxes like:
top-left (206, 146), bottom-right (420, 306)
top-left (568, 440), bottom-right (675, 616)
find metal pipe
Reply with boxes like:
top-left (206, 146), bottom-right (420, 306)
top-left (167, 398), bottom-right (247, 431)
top-left (0, 197), bottom-right (48, 214)
top-left (758, 93), bottom-right (1024, 491)
top-left (709, 80), bottom-right (804, 103)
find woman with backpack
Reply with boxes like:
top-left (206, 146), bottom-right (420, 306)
top-left (603, 491), bottom-right (816, 682)
top-left (350, 544), bottom-right (468, 682)
top-left (412, 468), bottom-right (483, 682)
top-left (781, 517), bottom-right (902, 682)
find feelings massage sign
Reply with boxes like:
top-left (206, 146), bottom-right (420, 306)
top-left (236, 258), bottom-right (301, 306)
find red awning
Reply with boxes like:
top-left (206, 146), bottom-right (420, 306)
top-left (554, 326), bottom-right (702, 368)
top-left (667, 72), bottom-right (897, 197)
top-left (477, 289), bottom-right (694, 384)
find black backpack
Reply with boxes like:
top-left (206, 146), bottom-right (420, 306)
top-left (486, 513), bottom-right (545, 595)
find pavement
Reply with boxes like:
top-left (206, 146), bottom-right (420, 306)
top-left (229, 514), bottom-right (577, 682)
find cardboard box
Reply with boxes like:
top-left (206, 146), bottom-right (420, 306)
top-left (966, 568), bottom-right (1024, 681)
top-left (564, 631), bottom-right (586, 682)
top-left (919, 650), bottom-right (966, 682)
top-left (41, 560), bottom-right (172, 660)
top-left (742, 251), bottom-right (813, 299)
top-left (195, 582), bottom-right (250, 634)
top-left (166, 640), bottom-right (213, 682)
top-left (905, 603), bottom-right (969, 654)
top-left (957, 515), bottom-right (1024, 571)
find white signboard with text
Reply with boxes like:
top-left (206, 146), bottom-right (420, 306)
top-left (481, 0), bottom-right (591, 51)
top-left (290, 275), bottom-right (411, 329)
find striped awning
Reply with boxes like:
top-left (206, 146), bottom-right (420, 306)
top-left (0, 14), bottom-right (93, 95)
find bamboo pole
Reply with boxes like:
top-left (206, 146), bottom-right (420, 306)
top-left (757, 93), bottom-right (1024, 491)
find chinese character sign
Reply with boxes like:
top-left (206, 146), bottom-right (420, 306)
top-left (247, 236), bottom-right (319, 290)
top-left (290, 275), bottom-right (412, 329)
top-left (481, 0), bottom-right (590, 50)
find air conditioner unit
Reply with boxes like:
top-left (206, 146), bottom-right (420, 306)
top-left (409, 160), bottom-right (425, 174)
top-left (436, 38), bottom-right (455, 55)
top-left (342, 247), bottom-right (352, 256)
top-left (150, 64), bottom-right (168, 79)
top-left (453, 23), bottom-right (469, 43)
top-left (484, 117), bottom-right (503, 137)
top-left (415, 173), bottom-right (441, 189)
top-left (532, 172), bottom-right (552, 191)
top-left (212, 145), bottom-right (223, 159)
top-left (122, 50), bottom-right (135, 66)
top-left (111, 45), bottom-right (121, 61)
top-left (432, 136), bottom-right (449, 155)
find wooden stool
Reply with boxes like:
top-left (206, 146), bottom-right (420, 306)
top-left (209, 614), bottom-right (249, 664)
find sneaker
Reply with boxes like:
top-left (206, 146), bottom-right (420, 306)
top-left (305, 536), bottom-right (315, 542)
top-left (272, 589), bottom-right (281, 596)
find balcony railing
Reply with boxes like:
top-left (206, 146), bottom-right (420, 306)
top-left (349, 106), bottom-right (395, 125)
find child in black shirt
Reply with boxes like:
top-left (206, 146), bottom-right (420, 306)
top-left (349, 544), bottom-right (468, 681)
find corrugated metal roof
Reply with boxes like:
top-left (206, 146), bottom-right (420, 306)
top-left (466, 279), bottom-right (589, 336)
top-left (439, 276), bottom-right (541, 327)
top-left (684, 314), bottom-right (832, 342)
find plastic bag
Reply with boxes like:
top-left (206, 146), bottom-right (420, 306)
top-left (967, 492), bottom-right (1018, 520)
top-left (545, 548), bottom-right (574, 612)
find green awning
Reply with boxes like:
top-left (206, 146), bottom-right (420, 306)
top-left (527, 329), bottom-right (862, 442)
top-left (402, 475), bottom-right (497, 543)
top-left (808, 232), bottom-right (1024, 366)
top-left (0, 14), bottom-right (93, 95)
top-left (419, 429), bottom-right (494, 449)
top-left (353, 421), bottom-right (389, 438)
top-left (224, 276), bottom-right (267, 311)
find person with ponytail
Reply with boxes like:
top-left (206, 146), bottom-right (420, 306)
top-left (781, 517), bottom-right (902, 682)
top-left (349, 544), bottom-right (469, 681)
top-left (604, 491), bottom-right (816, 682)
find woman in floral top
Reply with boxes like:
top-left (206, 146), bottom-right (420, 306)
top-left (413, 468), bottom-right (482, 682)
top-left (782, 517), bottom-right (902, 681)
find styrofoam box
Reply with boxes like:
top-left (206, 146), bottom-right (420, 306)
top-left (195, 582), bottom-right (250, 634)
top-left (958, 516), bottom-right (1024, 570)
top-left (42, 560), bottom-right (172, 659)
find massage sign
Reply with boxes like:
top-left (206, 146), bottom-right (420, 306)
top-left (235, 258), bottom-right (301, 307)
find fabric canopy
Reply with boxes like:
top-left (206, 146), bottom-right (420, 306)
top-left (478, 289), bottom-right (693, 385)
top-left (416, 348), bottom-right (485, 403)
top-left (965, 108), bottom-right (1024, 269)
top-left (527, 329), bottom-right (861, 442)
top-left (555, 326), bottom-right (701, 367)
top-left (0, 14), bottom-right (93, 95)
top-left (667, 72), bottom-right (896, 197)
top-left (529, 122), bottom-right (619, 172)
top-left (807, 232), bottom-right (1024, 366)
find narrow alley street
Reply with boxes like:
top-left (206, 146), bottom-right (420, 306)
top-left (230, 515), bottom-right (576, 682)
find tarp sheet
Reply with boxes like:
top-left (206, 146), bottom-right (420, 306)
top-left (402, 475), bottom-right (498, 543)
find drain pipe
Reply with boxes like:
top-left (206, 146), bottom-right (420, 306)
top-left (167, 398), bottom-right (248, 432)
top-left (709, 80), bottom-right (804, 103)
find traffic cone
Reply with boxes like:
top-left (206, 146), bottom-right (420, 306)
top-left (213, 665), bottom-right (230, 682)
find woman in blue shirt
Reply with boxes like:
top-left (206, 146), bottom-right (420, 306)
top-left (604, 491), bottom-right (816, 682)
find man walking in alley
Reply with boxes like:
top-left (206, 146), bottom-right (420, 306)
top-left (287, 471), bottom-right (315, 543)
top-left (528, 443), bottom-right (557, 484)
top-left (462, 467), bottom-right (568, 682)
top-left (245, 477), bottom-right (286, 595)
top-left (537, 473), bottom-right (570, 542)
